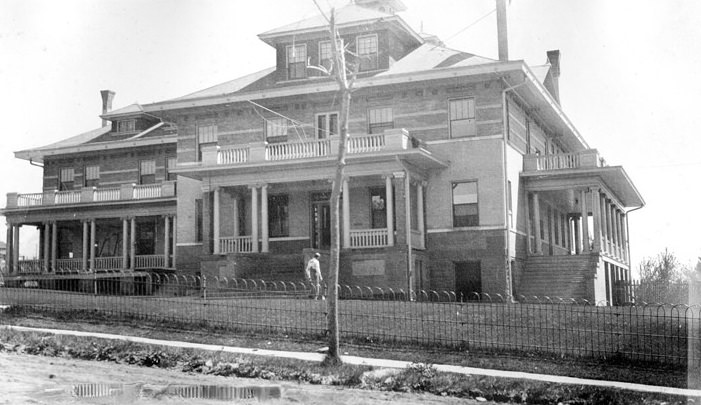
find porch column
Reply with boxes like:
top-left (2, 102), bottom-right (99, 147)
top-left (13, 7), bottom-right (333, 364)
top-left (122, 218), bottom-right (129, 270)
top-left (130, 217), bottom-right (136, 270)
top-left (12, 225), bottom-right (20, 274)
top-left (5, 224), bottom-right (12, 274)
top-left (600, 193), bottom-right (608, 254)
top-left (232, 197), bottom-right (239, 238)
top-left (612, 208), bottom-right (620, 258)
top-left (590, 188), bottom-right (601, 252)
top-left (82, 221), bottom-right (89, 272)
top-left (261, 184), bottom-right (269, 253)
top-left (213, 187), bottom-right (220, 254)
top-left (385, 175), bottom-right (394, 246)
top-left (532, 192), bottom-right (542, 255)
top-left (51, 222), bottom-right (57, 272)
top-left (89, 219), bottom-right (96, 272)
top-left (403, 173), bottom-right (414, 294)
top-left (605, 199), bottom-right (613, 254)
top-left (417, 182), bottom-right (425, 249)
top-left (342, 178), bottom-right (350, 248)
top-left (43, 223), bottom-right (50, 272)
top-left (172, 216), bottom-right (177, 268)
top-left (251, 186), bottom-right (259, 253)
top-left (580, 190), bottom-right (590, 253)
top-left (573, 215), bottom-right (581, 254)
top-left (618, 209), bottom-right (625, 260)
top-left (621, 213), bottom-right (629, 263)
top-left (164, 215), bottom-right (170, 268)
top-left (525, 192), bottom-right (532, 254)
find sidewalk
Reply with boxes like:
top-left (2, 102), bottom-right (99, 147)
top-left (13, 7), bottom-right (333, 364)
top-left (4, 325), bottom-right (700, 399)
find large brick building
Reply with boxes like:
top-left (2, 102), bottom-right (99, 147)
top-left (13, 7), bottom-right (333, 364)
top-left (2, 0), bottom-right (643, 303)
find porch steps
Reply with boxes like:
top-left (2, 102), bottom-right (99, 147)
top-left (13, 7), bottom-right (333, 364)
top-left (517, 254), bottom-right (599, 301)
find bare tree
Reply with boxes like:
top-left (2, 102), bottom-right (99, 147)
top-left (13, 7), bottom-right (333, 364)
top-left (309, 2), bottom-right (357, 365)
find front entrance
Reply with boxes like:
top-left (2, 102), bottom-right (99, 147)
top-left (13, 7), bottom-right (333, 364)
top-left (455, 261), bottom-right (481, 301)
top-left (311, 193), bottom-right (331, 250)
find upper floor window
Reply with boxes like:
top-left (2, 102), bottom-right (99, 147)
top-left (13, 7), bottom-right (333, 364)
top-left (319, 39), bottom-right (343, 72)
top-left (197, 124), bottom-right (217, 161)
top-left (449, 98), bottom-right (476, 138)
top-left (452, 181), bottom-right (478, 227)
top-left (268, 194), bottom-right (289, 237)
top-left (84, 165), bottom-right (100, 187)
top-left (316, 112), bottom-right (338, 139)
top-left (59, 168), bottom-right (75, 191)
top-left (357, 34), bottom-right (378, 71)
top-left (286, 44), bottom-right (307, 80)
top-left (117, 119), bottom-right (136, 133)
top-left (139, 160), bottom-right (156, 185)
top-left (166, 157), bottom-right (177, 181)
top-left (368, 107), bottom-right (393, 134)
top-left (266, 117), bottom-right (290, 140)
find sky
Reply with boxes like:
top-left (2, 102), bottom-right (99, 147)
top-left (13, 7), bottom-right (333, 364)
top-left (1, 0), bottom-right (700, 272)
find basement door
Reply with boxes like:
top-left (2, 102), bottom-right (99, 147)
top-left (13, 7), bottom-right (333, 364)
top-left (454, 261), bottom-right (482, 301)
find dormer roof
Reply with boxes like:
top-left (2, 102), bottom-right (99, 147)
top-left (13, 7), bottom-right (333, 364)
top-left (101, 103), bottom-right (144, 120)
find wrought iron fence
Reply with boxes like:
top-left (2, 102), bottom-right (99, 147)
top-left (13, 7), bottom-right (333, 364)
top-left (0, 273), bottom-right (699, 369)
top-left (614, 280), bottom-right (697, 305)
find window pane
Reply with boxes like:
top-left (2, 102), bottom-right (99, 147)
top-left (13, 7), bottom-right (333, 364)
top-left (85, 165), bottom-right (100, 180)
top-left (357, 35), bottom-right (378, 71)
top-left (329, 113), bottom-right (338, 136)
top-left (60, 168), bottom-right (74, 182)
top-left (269, 195), bottom-right (289, 237)
top-left (197, 125), bottom-right (217, 143)
top-left (140, 160), bottom-right (156, 175)
top-left (453, 181), bottom-right (478, 227)
top-left (267, 117), bottom-right (288, 138)
top-left (317, 114), bottom-right (327, 139)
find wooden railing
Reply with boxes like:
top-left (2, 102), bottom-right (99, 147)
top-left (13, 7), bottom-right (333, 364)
top-left (350, 228), bottom-right (388, 248)
top-left (54, 190), bottom-right (81, 204)
top-left (93, 256), bottom-right (124, 270)
top-left (94, 187), bottom-right (120, 201)
top-left (218, 146), bottom-right (250, 164)
top-left (135, 254), bottom-right (165, 269)
top-left (17, 260), bottom-right (43, 274)
top-left (523, 149), bottom-right (605, 172)
top-left (266, 139), bottom-right (330, 161)
top-left (348, 134), bottom-right (385, 154)
top-left (133, 184), bottom-right (161, 199)
top-left (219, 236), bottom-right (254, 253)
top-left (17, 193), bottom-right (43, 206)
top-left (56, 258), bottom-right (83, 272)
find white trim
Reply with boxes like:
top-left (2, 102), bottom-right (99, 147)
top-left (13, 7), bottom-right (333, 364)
top-left (425, 135), bottom-right (502, 145)
top-left (427, 225), bottom-right (505, 233)
top-left (176, 242), bottom-right (203, 247)
top-left (16, 136), bottom-right (177, 163)
top-left (269, 236), bottom-right (309, 242)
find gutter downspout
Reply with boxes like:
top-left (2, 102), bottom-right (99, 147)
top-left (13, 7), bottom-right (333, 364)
top-left (502, 75), bottom-right (528, 302)
top-left (623, 204), bottom-right (644, 278)
top-left (29, 159), bottom-right (43, 168)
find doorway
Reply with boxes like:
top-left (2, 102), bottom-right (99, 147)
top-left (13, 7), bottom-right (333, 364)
top-left (455, 261), bottom-right (481, 301)
top-left (311, 193), bottom-right (331, 250)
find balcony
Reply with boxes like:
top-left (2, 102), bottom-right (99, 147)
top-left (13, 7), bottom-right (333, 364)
top-left (5, 181), bottom-right (176, 210)
top-left (523, 149), bottom-right (606, 173)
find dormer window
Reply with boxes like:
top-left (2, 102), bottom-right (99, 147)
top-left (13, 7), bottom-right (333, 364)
top-left (286, 44), bottom-right (307, 80)
top-left (357, 34), bottom-right (378, 71)
top-left (117, 119), bottom-right (136, 133)
top-left (319, 40), bottom-right (343, 72)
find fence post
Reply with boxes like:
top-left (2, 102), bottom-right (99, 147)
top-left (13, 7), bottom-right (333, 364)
top-left (202, 275), bottom-right (207, 301)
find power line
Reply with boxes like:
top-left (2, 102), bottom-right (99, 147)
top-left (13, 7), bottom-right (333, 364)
top-left (442, 8), bottom-right (497, 44)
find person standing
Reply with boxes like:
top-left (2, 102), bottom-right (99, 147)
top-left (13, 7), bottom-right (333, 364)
top-left (305, 252), bottom-right (323, 300)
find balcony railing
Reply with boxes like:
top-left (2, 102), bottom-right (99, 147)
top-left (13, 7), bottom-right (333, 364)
top-left (523, 149), bottom-right (606, 172)
top-left (350, 228), bottom-right (388, 248)
top-left (17, 260), bottom-right (43, 274)
top-left (219, 236), bottom-right (254, 254)
top-left (56, 258), bottom-right (83, 273)
top-left (6, 181), bottom-right (176, 209)
top-left (93, 256), bottom-right (124, 270)
top-left (135, 254), bottom-right (165, 269)
top-left (201, 128), bottom-right (411, 167)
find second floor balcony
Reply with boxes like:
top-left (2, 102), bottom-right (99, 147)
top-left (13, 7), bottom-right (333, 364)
top-left (5, 181), bottom-right (176, 210)
top-left (523, 149), bottom-right (607, 173)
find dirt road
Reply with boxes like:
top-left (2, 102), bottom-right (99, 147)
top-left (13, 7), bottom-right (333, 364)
top-left (0, 352), bottom-right (488, 404)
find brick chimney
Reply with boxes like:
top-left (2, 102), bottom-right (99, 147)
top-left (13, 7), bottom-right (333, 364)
top-left (100, 90), bottom-right (115, 127)
top-left (546, 50), bottom-right (561, 103)
top-left (496, 0), bottom-right (509, 61)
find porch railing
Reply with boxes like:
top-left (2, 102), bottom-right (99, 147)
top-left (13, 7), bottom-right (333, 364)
top-left (350, 228), bottom-right (388, 248)
top-left (17, 260), bottom-right (43, 274)
top-left (56, 258), bottom-right (83, 272)
top-left (523, 149), bottom-right (605, 172)
top-left (266, 139), bottom-right (330, 161)
top-left (219, 236), bottom-right (254, 254)
top-left (94, 187), bottom-right (121, 202)
top-left (17, 193), bottom-right (43, 206)
top-left (133, 184), bottom-right (162, 199)
top-left (218, 146), bottom-right (250, 164)
top-left (348, 134), bottom-right (385, 154)
top-left (134, 254), bottom-right (165, 269)
top-left (54, 190), bottom-right (81, 204)
top-left (93, 256), bottom-right (124, 271)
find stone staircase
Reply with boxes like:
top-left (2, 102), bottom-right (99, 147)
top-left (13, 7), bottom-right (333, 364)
top-left (517, 254), bottom-right (600, 300)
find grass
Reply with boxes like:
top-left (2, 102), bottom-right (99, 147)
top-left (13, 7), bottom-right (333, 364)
top-left (0, 326), bottom-right (696, 404)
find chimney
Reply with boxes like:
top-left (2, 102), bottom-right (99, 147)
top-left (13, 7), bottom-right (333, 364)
top-left (100, 90), bottom-right (115, 127)
top-left (546, 50), bottom-right (561, 103)
top-left (496, 0), bottom-right (509, 61)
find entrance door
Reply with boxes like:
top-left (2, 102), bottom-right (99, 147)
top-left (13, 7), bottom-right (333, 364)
top-left (311, 201), bottom-right (331, 250)
top-left (455, 261), bottom-right (481, 301)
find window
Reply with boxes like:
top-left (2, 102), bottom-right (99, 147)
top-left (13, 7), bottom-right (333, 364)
top-left (195, 198), bottom-right (203, 242)
top-left (166, 158), bottom-right (177, 181)
top-left (197, 124), bottom-right (217, 161)
top-left (452, 181), bottom-right (478, 227)
top-left (370, 188), bottom-right (387, 228)
top-left (449, 98), bottom-right (476, 137)
top-left (316, 112), bottom-right (339, 139)
top-left (59, 168), bottom-right (75, 191)
top-left (368, 107), bottom-right (393, 134)
top-left (139, 160), bottom-right (156, 185)
top-left (266, 117), bottom-right (290, 139)
top-left (268, 195), bottom-right (289, 237)
top-left (319, 39), bottom-right (343, 72)
top-left (84, 165), bottom-right (99, 187)
top-left (357, 35), bottom-right (378, 71)
top-left (286, 44), bottom-right (307, 80)
top-left (117, 119), bottom-right (136, 133)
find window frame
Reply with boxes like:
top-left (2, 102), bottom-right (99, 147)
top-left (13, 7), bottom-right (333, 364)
top-left (84, 165), bottom-right (100, 187)
top-left (315, 112), bottom-right (339, 139)
top-left (452, 180), bottom-right (479, 228)
top-left (356, 34), bottom-right (379, 72)
top-left (59, 168), bottom-right (75, 191)
top-left (367, 107), bottom-right (393, 134)
top-left (268, 194), bottom-right (289, 238)
top-left (166, 157), bottom-right (177, 181)
top-left (139, 159), bottom-right (156, 185)
top-left (195, 198), bottom-right (203, 242)
top-left (117, 119), bottom-right (136, 133)
top-left (196, 124), bottom-right (218, 162)
top-left (369, 187), bottom-right (387, 229)
top-left (449, 97), bottom-right (477, 138)
top-left (318, 39), bottom-right (343, 72)
top-left (266, 117), bottom-right (290, 140)
top-left (286, 43), bottom-right (307, 80)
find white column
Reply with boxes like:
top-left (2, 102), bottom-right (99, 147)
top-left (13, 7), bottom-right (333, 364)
top-left (261, 184), bottom-right (269, 253)
top-left (12, 225), bottom-right (20, 273)
top-left (43, 223), bottom-right (50, 272)
top-left (525, 192), bottom-right (532, 254)
top-left (89, 220), bottom-right (96, 272)
top-left (172, 216), bottom-right (177, 268)
top-left (621, 213), bottom-right (629, 264)
top-left (580, 190), bottom-right (590, 253)
top-left (51, 222), bottom-right (57, 272)
top-left (82, 221), bottom-right (89, 272)
top-left (122, 218), bottom-right (129, 270)
top-left (251, 186), bottom-right (259, 253)
top-left (233, 197), bottom-right (239, 238)
top-left (417, 182), bottom-right (425, 249)
top-left (533, 192), bottom-right (542, 254)
top-left (591, 188), bottom-right (601, 252)
top-left (342, 178), bottom-right (350, 248)
top-left (404, 174), bottom-right (412, 247)
top-left (615, 209), bottom-right (622, 259)
top-left (130, 217), bottom-right (136, 270)
top-left (213, 187), bottom-right (220, 254)
top-left (385, 175), bottom-right (394, 246)
top-left (164, 215), bottom-right (170, 268)
top-left (605, 201), bottom-right (613, 254)
top-left (600, 194), bottom-right (608, 254)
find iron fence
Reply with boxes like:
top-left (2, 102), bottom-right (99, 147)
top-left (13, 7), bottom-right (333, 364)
top-left (0, 273), bottom-right (699, 369)
top-left (614, 280), bottom-right (696, 305)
